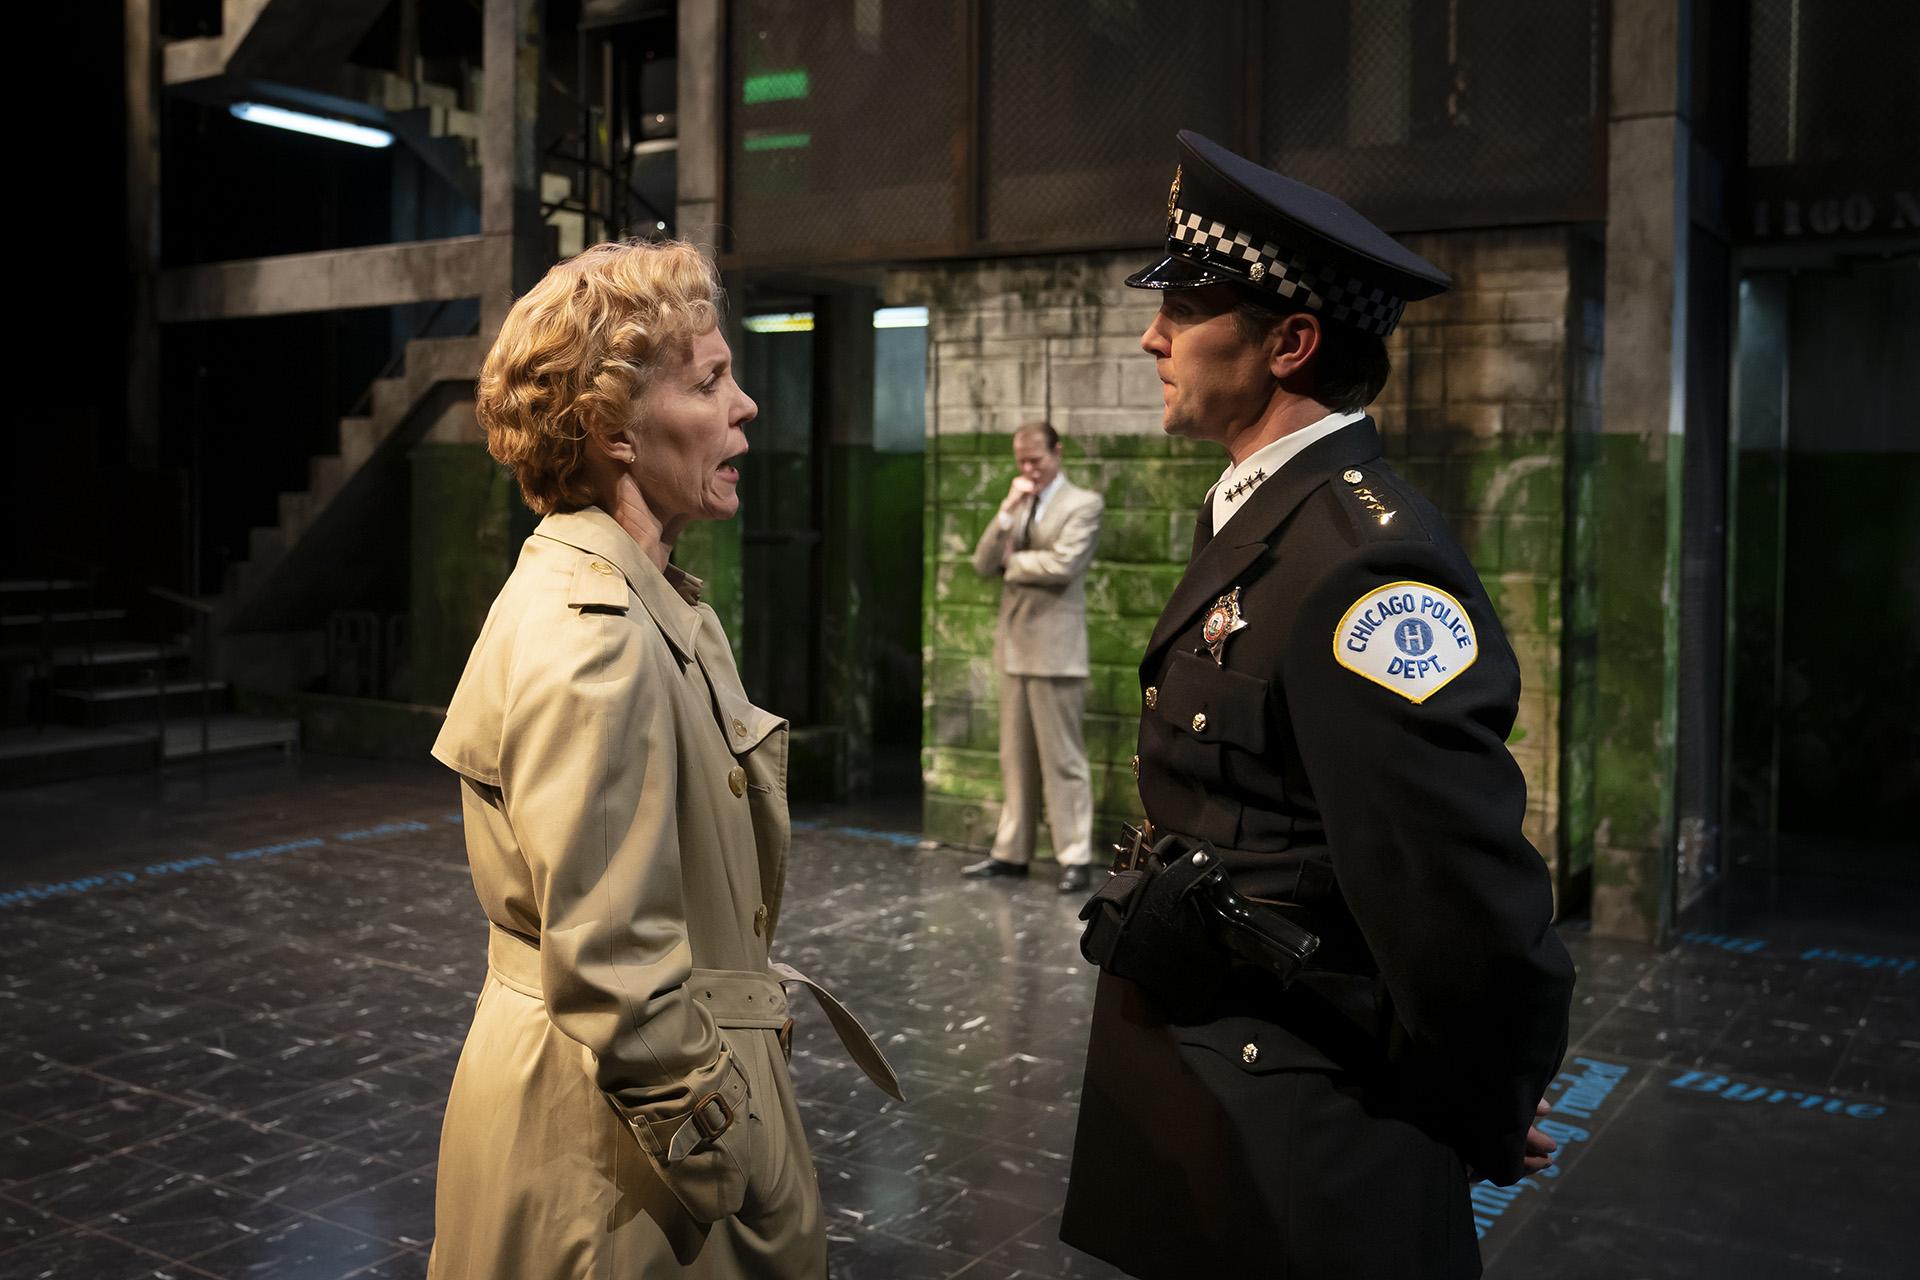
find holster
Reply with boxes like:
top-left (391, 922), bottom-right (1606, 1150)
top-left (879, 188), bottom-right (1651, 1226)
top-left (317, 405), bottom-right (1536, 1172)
top-left (1079, 830), bottom-right (1322, 1016)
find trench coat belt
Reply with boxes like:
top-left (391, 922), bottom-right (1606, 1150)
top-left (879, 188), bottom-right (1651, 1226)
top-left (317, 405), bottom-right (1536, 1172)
top-left (486, 926), bottom-right (905, 1102)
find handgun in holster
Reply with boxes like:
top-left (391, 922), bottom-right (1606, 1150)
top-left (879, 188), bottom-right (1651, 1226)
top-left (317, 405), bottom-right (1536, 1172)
top-left (1078, 826), bottom-right (1322, 1015)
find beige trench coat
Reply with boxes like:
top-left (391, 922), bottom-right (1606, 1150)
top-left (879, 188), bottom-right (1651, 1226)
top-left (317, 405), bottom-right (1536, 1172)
top-left (427, 508), bottom-right (896, 1279)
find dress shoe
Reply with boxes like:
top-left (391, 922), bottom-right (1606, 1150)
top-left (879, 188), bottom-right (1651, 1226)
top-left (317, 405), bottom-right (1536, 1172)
top-left (960, 857), bottom-right (1027, 880)
top-left (1057, 864), bottom-right (1092, 894)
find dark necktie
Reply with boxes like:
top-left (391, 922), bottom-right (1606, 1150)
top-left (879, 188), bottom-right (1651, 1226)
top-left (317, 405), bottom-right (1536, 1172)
top-left (1018, 496), bottom-right (1038, 549)
top-left (1190, 496), bottom-right (1214, 560)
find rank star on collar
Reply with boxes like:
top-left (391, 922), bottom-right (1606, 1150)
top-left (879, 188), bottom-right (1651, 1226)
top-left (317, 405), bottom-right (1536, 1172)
top-left (1223, 468), bottom-right (1266, 503)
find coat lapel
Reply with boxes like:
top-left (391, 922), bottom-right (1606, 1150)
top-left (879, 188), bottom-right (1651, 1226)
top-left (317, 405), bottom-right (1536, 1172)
top-left (1033, 478), bottom-right (1082, 545)
top-left (1140, 420), bottom-right (1385, 674)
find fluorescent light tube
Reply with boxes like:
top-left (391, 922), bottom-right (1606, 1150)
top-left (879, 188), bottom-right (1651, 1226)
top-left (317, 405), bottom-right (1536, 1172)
top-left (230, 102), bottom-right (394, 149)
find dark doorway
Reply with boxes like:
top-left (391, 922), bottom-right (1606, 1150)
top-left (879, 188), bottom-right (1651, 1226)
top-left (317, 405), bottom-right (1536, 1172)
top-left (735, 306), bottom-right (823, 722)
top-left (1727, 252), bottom-right (1920, 917)
top-left (734, 294), bottom-right (926, 808)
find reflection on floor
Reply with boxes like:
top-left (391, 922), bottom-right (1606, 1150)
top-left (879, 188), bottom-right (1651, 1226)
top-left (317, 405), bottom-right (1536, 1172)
top-left (2, 756), bottom-right (1915, 1279)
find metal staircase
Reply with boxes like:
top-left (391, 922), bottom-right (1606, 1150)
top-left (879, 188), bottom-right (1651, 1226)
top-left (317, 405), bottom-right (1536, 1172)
top-left (216, 331), bottom-right (484, 633)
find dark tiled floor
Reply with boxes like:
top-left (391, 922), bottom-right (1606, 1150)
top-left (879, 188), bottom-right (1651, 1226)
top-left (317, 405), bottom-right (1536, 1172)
top-left (2, 755), bottom-right (1917, 1278)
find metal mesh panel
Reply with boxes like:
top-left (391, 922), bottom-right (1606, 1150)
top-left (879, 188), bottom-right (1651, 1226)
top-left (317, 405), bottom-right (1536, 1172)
top-left (982, 0), bottom-right (1242, 246)
top-left (1747, 0), bottom-right (1920, 170)
top-left (1261, 0), bottom-right (1606, 229)
top-left (727, 0), bottom-right (964, 257)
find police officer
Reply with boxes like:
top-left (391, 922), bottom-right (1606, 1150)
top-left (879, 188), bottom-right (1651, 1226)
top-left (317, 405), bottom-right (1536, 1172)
top-left (1061, 132), bottom-right (1576, 1278)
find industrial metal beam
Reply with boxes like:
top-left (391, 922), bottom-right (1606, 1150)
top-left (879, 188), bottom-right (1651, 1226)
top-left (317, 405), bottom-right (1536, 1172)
top-left (156, 237), bottom-right (486, 321)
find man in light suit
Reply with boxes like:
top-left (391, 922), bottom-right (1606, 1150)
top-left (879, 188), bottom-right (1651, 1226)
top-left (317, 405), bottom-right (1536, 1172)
top-left (962, 421), bottom-right (1105, 894)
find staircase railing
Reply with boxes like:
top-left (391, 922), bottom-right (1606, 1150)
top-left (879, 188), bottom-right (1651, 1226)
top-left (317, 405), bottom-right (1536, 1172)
top-left (148, 586), bottom-right (216, 766)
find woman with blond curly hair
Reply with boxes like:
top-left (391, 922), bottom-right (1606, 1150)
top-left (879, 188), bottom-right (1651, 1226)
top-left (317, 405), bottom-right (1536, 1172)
top-left (428, 240), bottom-right (898, 1279)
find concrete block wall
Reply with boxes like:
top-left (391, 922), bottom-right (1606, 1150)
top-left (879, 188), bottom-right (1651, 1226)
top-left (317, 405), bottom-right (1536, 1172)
top-left (1382, 226), bottom-right (1598, 895)
top-left (895, 231), bottom-right (1590, 894)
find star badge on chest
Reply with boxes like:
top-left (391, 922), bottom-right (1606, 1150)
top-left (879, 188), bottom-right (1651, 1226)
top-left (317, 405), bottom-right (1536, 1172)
top-left (1201, 586), bottom-right (1248, 665)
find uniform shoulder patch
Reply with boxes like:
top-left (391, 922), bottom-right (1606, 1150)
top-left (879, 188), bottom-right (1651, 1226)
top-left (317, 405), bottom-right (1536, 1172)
top-left (1332, 580), bottom-right (1477, 702)
top-left (566, 555), bottom-right (632, 613)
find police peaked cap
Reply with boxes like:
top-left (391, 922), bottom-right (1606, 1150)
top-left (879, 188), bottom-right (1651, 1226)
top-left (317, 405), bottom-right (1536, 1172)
top-left (1127, 130), bottom-right (1450, 337)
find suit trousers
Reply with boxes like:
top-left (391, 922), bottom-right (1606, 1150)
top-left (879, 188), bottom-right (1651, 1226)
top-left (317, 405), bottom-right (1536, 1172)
top-left (991, 673), bottom-right (1093, 867)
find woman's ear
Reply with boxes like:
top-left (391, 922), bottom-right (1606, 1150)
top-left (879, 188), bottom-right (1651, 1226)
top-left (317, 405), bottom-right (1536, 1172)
top-left (1267, 312), bottom-right (1322, 381)
top-left (587, 421), bottom-right (638, 466)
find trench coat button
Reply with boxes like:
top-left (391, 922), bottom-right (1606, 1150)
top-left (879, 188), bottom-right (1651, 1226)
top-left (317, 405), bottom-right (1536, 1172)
top-left (1241, 1042), bottom-right (1260, 1065)
top-left (732, 718), bottom-right (747, 738)
top-left (588, 559), bottom-right (616, 575)
top-left (753, 904), bottom-right (768, 936)
top-left (1131, 754), bottom-right (1140, 779)
top-left (1342, 469), bottom-right (1364, 484)
top-left (1191, 711), bottom-right (1207, 733)
top-left (728, 766), bottom-right (747, 797)
top-left (1144, 686), bottom-right (1159, 710)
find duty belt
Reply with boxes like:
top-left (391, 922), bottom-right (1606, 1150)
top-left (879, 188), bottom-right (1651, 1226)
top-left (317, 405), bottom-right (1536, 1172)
top-left (1102, 824), bottom-right (1375, 977)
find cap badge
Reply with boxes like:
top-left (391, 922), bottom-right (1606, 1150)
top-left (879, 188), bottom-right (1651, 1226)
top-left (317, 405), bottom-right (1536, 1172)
top-left (1248, 261), bottom-right (1266, 281)
top-left (1201, 586), bottom-right (1248, 666)
top-left (1165, 164), bottom-right (1182, 231)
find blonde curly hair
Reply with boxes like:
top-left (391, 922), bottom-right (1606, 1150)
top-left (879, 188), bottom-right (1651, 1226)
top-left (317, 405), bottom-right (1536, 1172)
top-left (476, 239), bottom-right (723, 515)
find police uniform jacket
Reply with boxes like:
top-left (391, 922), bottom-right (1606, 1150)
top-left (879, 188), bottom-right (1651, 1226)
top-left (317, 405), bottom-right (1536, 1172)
top-left (1061, 419), bottom-right (1575, 1279)
top-left (428, 506), bottom-right (894, 1279)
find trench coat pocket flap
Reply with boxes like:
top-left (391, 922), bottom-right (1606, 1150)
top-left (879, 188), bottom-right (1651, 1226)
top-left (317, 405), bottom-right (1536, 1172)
top-left (770, 962), bottom-right (906, 1101)
top-left (712, 683), bottom-right (787, 755)
top-left (1159, 650), bottom-right (1269, 751)
top-left (1175, 1014), bottom-right (1344, 1076)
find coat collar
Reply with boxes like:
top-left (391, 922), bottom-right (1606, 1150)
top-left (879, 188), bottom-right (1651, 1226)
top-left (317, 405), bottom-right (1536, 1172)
top-left (533, 507), bottom-right (703, 663)
top-left (1141, 418), bottom-right (1384, 673)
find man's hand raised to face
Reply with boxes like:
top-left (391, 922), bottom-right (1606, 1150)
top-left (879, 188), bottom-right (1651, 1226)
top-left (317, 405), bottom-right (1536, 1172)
top-left (1001, 474), bottom-right (1039, 517)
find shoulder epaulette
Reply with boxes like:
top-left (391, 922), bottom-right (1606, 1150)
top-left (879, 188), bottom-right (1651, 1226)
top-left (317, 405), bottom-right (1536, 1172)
top-left (1329, 464), bottom-right (1430, 544)
top-left (566, 554), bottom-right (632, 612)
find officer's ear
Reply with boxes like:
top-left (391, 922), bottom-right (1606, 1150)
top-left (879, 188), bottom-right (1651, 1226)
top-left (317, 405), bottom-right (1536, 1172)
top-left (1266, 312), bottom-right (1322, 382)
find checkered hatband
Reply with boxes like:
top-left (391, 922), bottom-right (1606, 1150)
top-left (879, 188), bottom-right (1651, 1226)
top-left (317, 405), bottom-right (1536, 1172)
top-left (1168, 207), bottom-right (1408, 336)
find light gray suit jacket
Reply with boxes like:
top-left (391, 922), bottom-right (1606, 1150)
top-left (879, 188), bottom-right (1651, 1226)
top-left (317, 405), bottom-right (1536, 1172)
top-left (971, 478), bottom-right (1104, 678)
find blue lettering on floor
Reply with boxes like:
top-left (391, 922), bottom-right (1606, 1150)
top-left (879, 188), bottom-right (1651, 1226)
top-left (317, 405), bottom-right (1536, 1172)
top-left (1667, 1071), bottom-right (1887, 1119)
top-left (1679, 931), bottom-right (1915, 975)
top-left (1475, 1055), bottom-right (1632, 1240)
top-left (1, 821), bottom-right (434, 909)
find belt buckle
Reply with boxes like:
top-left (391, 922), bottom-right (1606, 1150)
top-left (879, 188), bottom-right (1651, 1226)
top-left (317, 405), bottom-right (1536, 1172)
top-left (690, 1089), bottom-right (735, 1144)
top-left (1109, 820), bottom-right (1156, 873)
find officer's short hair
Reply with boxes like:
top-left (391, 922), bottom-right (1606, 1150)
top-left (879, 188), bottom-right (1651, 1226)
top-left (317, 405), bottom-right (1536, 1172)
top-left (477, 239), bottom-right (724, 516)
top-left (1013, 421), bottom-right (1061, 453)
top-left (1231, 292), bottom-right (1392, 414)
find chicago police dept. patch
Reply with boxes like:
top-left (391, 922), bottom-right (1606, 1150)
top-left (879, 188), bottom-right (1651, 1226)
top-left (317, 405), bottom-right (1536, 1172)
top-left (1333, 581), bottom-right (1477, 702)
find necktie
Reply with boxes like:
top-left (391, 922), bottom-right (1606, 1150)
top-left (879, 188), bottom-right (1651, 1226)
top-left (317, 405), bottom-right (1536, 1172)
top-left (1018, 496), bottom-right (1038, 549)
top-left (1191, 496), bottom-right (1214, 560)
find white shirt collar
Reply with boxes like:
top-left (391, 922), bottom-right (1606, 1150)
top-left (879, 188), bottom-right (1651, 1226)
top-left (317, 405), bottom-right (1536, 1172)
top-left (1210, 410), bottom-right (1365, 534)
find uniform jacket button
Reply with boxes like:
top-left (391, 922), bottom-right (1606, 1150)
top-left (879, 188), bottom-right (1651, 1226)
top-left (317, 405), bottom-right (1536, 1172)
top-left (1342, 469), bottom-right (1364, 484)
top-left (732, 718), bottom-right (748, 738)
top-left (1191, 711), bottom-right (1207, 733)
top-left (728, 766), bottom-right (747, 797)
top-left (1241, 1042), bottom-right (1260, 1065)
top-left (1144, 686), bottom-right (1159, 710)
top-left (1131, 754), bottom-right (1140, 779)
top-left (589, 559), bottom-right (616, 575)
